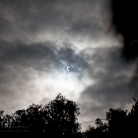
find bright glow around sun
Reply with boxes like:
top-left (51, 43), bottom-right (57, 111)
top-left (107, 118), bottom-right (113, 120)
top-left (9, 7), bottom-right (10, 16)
top-left (29, 66), bottom-right (95, 104)
top-left (43, 70), bottom-right (84, 101)
top-left (21, 65), bottom-right (95, 109)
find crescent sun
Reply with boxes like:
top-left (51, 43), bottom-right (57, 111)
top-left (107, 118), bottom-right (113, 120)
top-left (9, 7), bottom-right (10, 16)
top-left (67, 66), bottom-right (70, 71)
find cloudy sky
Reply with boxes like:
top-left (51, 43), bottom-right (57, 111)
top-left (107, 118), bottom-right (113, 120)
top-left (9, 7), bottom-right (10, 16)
top-left (0, 0), bottom-right (138, 131)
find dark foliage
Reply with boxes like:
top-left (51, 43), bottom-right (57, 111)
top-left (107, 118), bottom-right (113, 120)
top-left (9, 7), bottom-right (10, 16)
top-left (1, 94), bottom-right (138, 138)
top-left (84, 98), bottom-right (138, 138)
top-left (0, 93), bottom-right (81, 137)
top-left (84, 118), bottom-right (108, 138)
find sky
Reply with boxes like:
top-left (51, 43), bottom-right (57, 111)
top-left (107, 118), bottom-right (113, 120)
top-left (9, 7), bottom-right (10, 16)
top-left (0, 0), bottom-right (138, 131)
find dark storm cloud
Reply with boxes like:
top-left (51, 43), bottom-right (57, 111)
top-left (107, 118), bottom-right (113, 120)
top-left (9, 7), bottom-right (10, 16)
top-left (0, 40), bottom-right (89, 81)
top-left (0, 0), bottom-right (68, 42)
top-left (0, 41), bottom-right (57, 70)
top-left (0, 0), bottom-right (111, 43)
top-left (0, 40), bottom-right (90, 113)
top-left (67, 19), bottom-right (106, 40)
top-left (65, 0), bottom-right (111, 42)
top-left (79, 46), bottom-right (136, 121)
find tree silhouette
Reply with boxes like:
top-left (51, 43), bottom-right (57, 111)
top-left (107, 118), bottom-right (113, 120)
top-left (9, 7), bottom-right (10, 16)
top-left (0, 111), bottom-right (4, 128)
top-left (0, 93), bottom-right (81, 137)
top-left (42, 93), bottom-right (81, 137)
top-left (127, 98), bottom-right (138, 137)
top-left (12, 104), bottom-right (45, 133)
top-left (1, 94), bottom-right (138, 138)
top-left (106, 108), bottom-right (128, 138)
top-left (84, 118), bottom-right (108, 138)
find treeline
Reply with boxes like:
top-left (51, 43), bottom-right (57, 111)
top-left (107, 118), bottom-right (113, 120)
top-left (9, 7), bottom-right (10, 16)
top-left (0, 94), bottom-right (138, 138)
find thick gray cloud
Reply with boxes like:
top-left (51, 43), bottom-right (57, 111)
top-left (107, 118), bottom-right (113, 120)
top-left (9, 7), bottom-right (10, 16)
top-left (0, 40), bottom-right (90, 115)
top-left (78, 47), bottom-right (137, 129)
top-left (0, 41), bottom-right (89, 76)
top-left (0, 0), bottom-right (111, 44)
